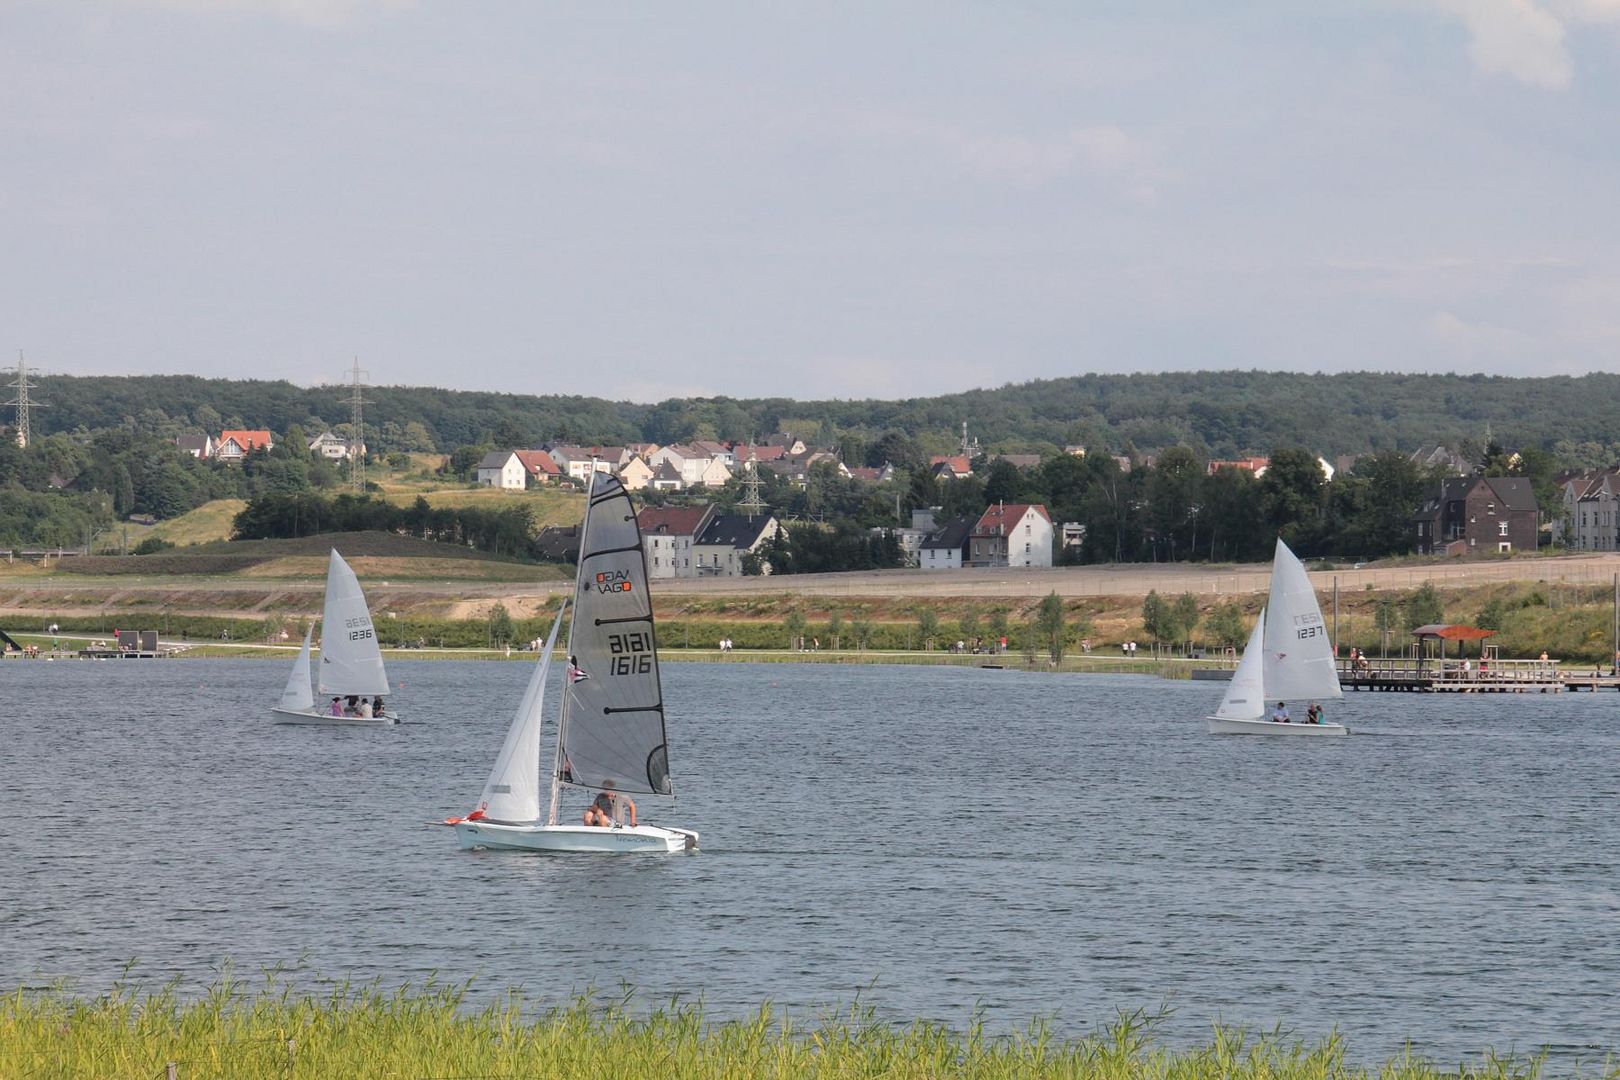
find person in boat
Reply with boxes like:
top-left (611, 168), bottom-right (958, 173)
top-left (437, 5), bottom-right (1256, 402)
top-left (345, 694), bottom-right (360, 715)
top-left (372, 695), bottom-right (386, 717)
top-left (1305, 702), bottom-right (1322, 725)
top-left (584, 785), bottom-right (636, 828)
top-left (357, 697), bottom-right (373, 719)
top-left (1271, 701), bottom-right (1290, 723)
top-left (329, 697), bottom-right (344, 717)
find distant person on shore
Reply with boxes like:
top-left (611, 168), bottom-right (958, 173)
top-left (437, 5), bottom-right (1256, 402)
top-left (1272, 701), bottom-right (1290, 723)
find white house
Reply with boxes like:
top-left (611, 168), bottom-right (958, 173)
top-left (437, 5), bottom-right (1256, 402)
top-left (968, 503), bottom-right (1054, 568)
top-left (308, 430), bottom-right (363, 461)
top-left (638, 505), bottom-right (716, 579)
top-left (175, 434), bottom-right (214, 459)
top-left (476, 450), bottom-right (526, 490)
top-left (618, 455), bottom-right (655, 491)
top-left (215, 430), bottom-right (273, 464)
top-left (919, 515), bottom-right (973, 570)
top-left (694, 513), bottom-right (780, 577)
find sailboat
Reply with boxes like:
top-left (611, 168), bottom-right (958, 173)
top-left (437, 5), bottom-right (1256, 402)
top-left (447, 472), bottom-right (697, 853)
top-left (270, 549), bottom-right (397, 726)
top-left (1206, 538), bottom-right (1347, 736)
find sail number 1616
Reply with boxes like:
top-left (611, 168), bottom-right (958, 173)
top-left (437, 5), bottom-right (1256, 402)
top-left (608, 630), bottom-right (653, 676)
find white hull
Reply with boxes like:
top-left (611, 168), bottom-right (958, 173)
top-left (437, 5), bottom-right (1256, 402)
top-left (452, 820), bottom-right (697, 853)
top-left (270, 707), bottom-right (398, 726)
top-left (1206, 716), bottom-right (1348, 736)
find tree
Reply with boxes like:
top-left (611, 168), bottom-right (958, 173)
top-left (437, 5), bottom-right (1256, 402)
top-left (957, 606), bottom-right (980, 647)
top-left (825, 610), bottom-right (844, 650)
top-left (487, 602), bottom-right (515, 647)
top-left (1405, 581), bottom-right (1444, 630)
top-left (917, 607), bottom-right (939, 651)
top-left (783, 609), bottom-right (807, 650)
top-left (1035, 592), bottom-right (1067, 662)
top-left (1205, 602), bottom-right (1247, 649)
top-left (1141, 589), bottom-right (1176, 645)
top-left (1173, 593), bottom-right (1200, 648)
top-left (850, 616), bottom-right (874, 650)
top-left (1259, 448), bottom-right (1327, 552)
top-left (988, 608), bottom-right (1010, 648)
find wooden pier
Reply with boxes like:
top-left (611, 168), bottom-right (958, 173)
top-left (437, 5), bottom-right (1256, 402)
top-left (1337, 657), bottom-right (1618, 693)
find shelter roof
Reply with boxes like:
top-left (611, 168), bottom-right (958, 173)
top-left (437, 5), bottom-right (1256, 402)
top-left (1410, 624), bottom-right (1497, 640)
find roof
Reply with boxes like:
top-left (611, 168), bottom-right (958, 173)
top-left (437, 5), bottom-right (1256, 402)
top-left (697, 512), bottom-right (775, 549)
top-left (1411, 624), bottom-right (1497, 641)
top-left (1479, 476), bottom-right (1538, 512)
top-left (930, 455), bottom-right (973, 476)
top-left (1418, 475), bottom-right (1539, 516)
top-left (972, 503), bottom-right (1051, 536)
top-left (533, 524), bottom-right (581, 562)
top-left (175, 434), bottom-right (210, 451)
top-left (219, 429), bottom-right (272, 450)
top-left (638, 505), bottom-right (713, 537)
top-left (476, 450), bottom-right (516, 470)
top-left (921, 515), bottom-right (976, 550)
top-left (652, 461), bottom-right (684, 482)
top-left (514, 449), bottom-right (559, 475)
top-left (735, 443), bottom-right (787, 462)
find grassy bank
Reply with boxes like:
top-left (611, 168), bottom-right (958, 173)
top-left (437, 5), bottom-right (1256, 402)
top-left (0, 979), bottom-right (1568, 1079)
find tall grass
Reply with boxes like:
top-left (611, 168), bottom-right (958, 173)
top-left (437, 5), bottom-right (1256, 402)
top-left (0, 976), bottom-right (1586, 1079)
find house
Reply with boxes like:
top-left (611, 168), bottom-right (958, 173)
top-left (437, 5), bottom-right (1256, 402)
top-left (1064, 445), bottom-right (1087, 457)
top-left (307, 430), bottom-right (363, 461)
top-left (1410, 445), bottom-right (1473, 476)
top-left (894, 507), bottom-right (937, 566)
top-left (848, 464), bottom-right (896, 484)
top-left (215, 430), bottom-right (273, 463)
top-left (648, 444), bottom-right (708, 486)
top-left (694, 512), bottom-right (780, 576)
top-left (175, 434), bottom-right (214, 459)
top-left (533, 524), bottom-right (582, 563)
top-left (1412, 476), bottom-right (1538, 555)
top-left (638, 504), bottom-right (717, 579)
top-left (765, 433), bottom-right (806, 455)
top-left (691, 440), bottom-right (736, 469)
top-left (732, 443), bottom-right (789, 467)
top-left (1207, 456), bottom-right (1270, 477)
top-left (1062, 522), bottom-right (1085, 550)
top-left (546, 445), bottom-right (617, 482)
top-left (1558, 468), bottom-right (1620, 551)
top-left (969, 502), bottom-right (1054, 568)
top-left (696, 458), bottom-right (732, 488)
top-left (476, 450), bottom-right (527, 490)
top-left (650, 461), bottom-right (685, 492)
top-left (513, 449), bottom-right (560, 486)
top-left (918, 515), bottom-right (975, 570)
top-left (618, 455), bottom-right (655, 492)
top-left (929, 455), bottom-right (973, 480)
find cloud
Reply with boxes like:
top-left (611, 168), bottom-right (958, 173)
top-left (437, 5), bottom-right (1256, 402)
top-left (1432, 0), bottom-right (1571, 88)
top-left (1425, 309), bottom-right (1539, 353)
top-left (855, 112), bottom-right (1163, 193)
top-left (118, 0), bottom-right (410, 29)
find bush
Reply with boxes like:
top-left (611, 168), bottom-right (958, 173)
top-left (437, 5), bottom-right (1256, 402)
top-left (132, 537), bottom-right (175, 555)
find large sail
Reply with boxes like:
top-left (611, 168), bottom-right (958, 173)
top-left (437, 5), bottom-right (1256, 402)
top-left (278, 625), bottom-right (315, 712)
top-left (317, 549), bottom-right (391, 696)
top-left (558, 473), bottom-right (672, 796)
top-left (1261, 538), bottom-right (1342, 702)
top-left (477, 603), bottom-right (568, 824)
top-left (1213, 609), bottom-right (1267, 720)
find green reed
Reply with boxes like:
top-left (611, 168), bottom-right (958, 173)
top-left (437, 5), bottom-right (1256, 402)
top-left (0, 976), bottom-right (1600, 1079)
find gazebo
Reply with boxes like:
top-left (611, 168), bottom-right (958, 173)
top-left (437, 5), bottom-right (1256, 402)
top-left (1410, 624), bottom-right (1497, 671)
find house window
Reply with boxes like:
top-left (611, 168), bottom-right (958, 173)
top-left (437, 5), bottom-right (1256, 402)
top-left (1499, 521), bottom-right (1509, 537)
top-left (1488, 503), bottom-right (1495, 514)
top-left (1024, 543), bottom-right (1031, 553)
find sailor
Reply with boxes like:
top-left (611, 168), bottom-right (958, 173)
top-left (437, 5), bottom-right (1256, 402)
top-left (583, 785), bottom-right (636, 828)
top-left (1271, 701), bottom-right (1291, 723)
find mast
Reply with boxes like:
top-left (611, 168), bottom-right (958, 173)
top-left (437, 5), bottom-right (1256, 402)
top-left (548, 461), bottom-right (598, 825)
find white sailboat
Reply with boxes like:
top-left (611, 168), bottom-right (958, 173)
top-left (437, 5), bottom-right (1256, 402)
top-left (448, 472), bottom-right (697, 853)
top-left (270, 549), bottom-right (397, 726)
top-left (1207, 538), bottom-right (1347, 736)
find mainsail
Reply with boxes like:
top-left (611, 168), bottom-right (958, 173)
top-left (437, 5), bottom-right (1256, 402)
top-left (477, 602), bottom-right (568, 825)
top-left (278, 625), bottom-right (315, 712)
top-left (317, 549), bottom-right (391, 697)
top-left (1212, 609), bottom-right (1266, 721)
top-left (557, 473), bottom-right (672, 796)
top-left (1260, 538), bottom-right (1342, 703)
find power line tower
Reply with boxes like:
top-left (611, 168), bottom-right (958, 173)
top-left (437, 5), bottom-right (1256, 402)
top-left (344, 357), bottom-right (371, 492)
top-left (5, 352), bottom-right (44, 448)
top-left (738, 446), bottom-right (767, 520)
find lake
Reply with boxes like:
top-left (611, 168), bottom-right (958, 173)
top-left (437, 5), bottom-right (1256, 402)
top-left (2, 658), bottom-right (1617, 1066)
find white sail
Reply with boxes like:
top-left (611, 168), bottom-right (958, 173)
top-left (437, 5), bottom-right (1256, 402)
top-left (1260, 538), bottom-right (1342, 703)
top-left (316, 549), bottom-right (391, 697)
top-left (1213, 609), bottom-right (1267, 721)
top-left (476, 603), bottom-right (568, 825)
top-left (278, 625), bottom-right (316, 712)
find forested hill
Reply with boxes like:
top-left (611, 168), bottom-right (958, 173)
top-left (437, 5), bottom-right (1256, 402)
top-left (25, 370), bottom-right (1620, 461)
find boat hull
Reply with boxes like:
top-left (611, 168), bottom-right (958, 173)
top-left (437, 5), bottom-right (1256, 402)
top-left (453, 821), bottom-right (697, 853)
top-left (270, 707), bottom-right (398, 726)
top-left (1207, 716), bottom-right (1348, 736)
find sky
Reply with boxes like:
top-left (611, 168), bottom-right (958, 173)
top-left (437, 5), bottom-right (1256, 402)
top-left (3, 1), bottom-right (1619, 402)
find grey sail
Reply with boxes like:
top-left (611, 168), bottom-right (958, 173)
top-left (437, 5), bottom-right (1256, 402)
top-left (558, 473), bottom-right (672, 796)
